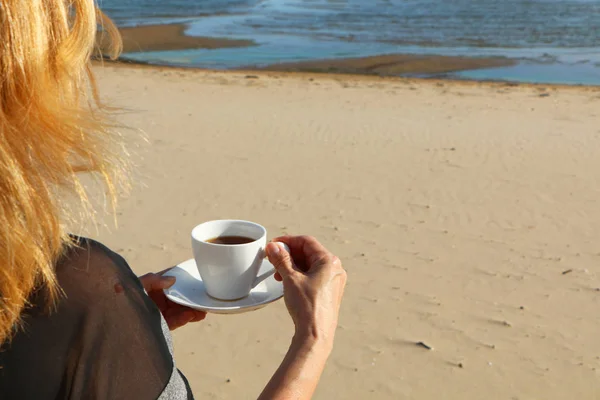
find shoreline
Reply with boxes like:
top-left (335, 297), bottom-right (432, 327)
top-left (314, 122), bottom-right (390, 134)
top-left (96, 22), bottom-right (597, 88)
top-left (93, 59), bottom-right (600, 91)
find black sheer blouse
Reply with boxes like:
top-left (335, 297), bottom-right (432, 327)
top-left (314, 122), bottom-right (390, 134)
top-left (0, 238), bottom-right (193, 400)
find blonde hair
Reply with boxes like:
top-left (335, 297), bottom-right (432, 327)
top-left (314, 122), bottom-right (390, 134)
top-left (0, 1), bottom-right (123, 342)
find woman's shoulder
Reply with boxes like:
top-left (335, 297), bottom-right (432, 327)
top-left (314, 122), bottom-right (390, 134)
top-left (56, 236), bottom-right (142, 303)
top-left (63, 235), bottom-right (130, 270)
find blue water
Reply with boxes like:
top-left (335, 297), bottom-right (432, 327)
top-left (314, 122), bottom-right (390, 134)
top-left (99, 0), bottom-right (600, 85)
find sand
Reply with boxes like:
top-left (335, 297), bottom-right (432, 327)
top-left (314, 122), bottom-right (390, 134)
top-left (96, 23), bottom-right (255, 54)
top-left (89, 63), bottom-right (600, 400)
top-left (259, 53), bottom-right (514, 76)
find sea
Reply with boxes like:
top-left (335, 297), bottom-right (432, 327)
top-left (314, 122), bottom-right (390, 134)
top-left (98, 0), bottom-right (600, 85)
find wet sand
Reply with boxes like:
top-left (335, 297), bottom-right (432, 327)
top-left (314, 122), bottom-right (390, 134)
top-left (96, 23), bottom-right (255, 54)
top-left (258, 53), bottom-right (514, 76)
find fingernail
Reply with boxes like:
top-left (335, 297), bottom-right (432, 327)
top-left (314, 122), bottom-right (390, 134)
top-left (268, 242), bottom-right (280, 255)
top-left (276, 242), bottom-right (289, 254)
top-left (164, 276), bottom-right (176, 287)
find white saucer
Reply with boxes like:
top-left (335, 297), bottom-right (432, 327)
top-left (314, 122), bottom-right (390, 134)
top-left (163, 258), bottom-right (284, 314)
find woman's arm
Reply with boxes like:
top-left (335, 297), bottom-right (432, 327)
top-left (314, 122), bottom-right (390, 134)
top-left (258, 336), bottom-right (331, 400)
top-left (258, 237), bottom-right (347, 400)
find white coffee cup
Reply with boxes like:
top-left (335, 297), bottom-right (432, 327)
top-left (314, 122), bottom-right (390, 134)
top-left (191, 220), bottom-right (285, 300)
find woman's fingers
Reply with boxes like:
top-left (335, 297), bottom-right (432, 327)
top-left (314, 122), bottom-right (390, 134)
top-left (139, 272), bottom-right (207, 330)
top-left (139, 273), bottom-right (176, 291)
top-left (191, 311), bottom-right (207, 322)
top-left (164, 304), bottom-right (206, 329)
top-left (164, 309), bottom-right (193, 330)
top-left (272, 235), bottom-right (334, 273)
top-left (266, 242), bottom-right (297, 278)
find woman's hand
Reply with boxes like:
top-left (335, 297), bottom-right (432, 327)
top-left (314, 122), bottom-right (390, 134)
top-left (258, 236), bottom-right (346, 400)
top-left (266, 235), bottom-right (347, 348)
top-left (138, 272), bottom-right (207, 330)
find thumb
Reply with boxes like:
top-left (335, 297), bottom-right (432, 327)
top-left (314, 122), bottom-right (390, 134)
top-left (159, 275), bottom-right (176, 289)
top-left (266, 242), bottom-right (296, 278)
top-left (140, 273), bottom-right (176, 292)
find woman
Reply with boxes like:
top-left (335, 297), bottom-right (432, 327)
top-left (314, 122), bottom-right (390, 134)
top-left (0, 1), bottom-right (347, 399)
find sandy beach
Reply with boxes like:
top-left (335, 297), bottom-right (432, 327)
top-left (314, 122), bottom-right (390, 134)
top-left (89, 63), bottom-right (600, 399)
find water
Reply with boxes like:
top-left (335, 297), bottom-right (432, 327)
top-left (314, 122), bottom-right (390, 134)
top-left (99, 0), bottom-right (600, 85)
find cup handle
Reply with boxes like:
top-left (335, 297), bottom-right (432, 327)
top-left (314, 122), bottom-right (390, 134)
top-left (252, 242), bottom-right (290, 288)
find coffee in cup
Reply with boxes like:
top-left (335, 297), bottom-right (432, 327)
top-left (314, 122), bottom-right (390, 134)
top-left (205, 236), bottom-right (255, 245)
top-left (191, 220), bottom-right (286, 300)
